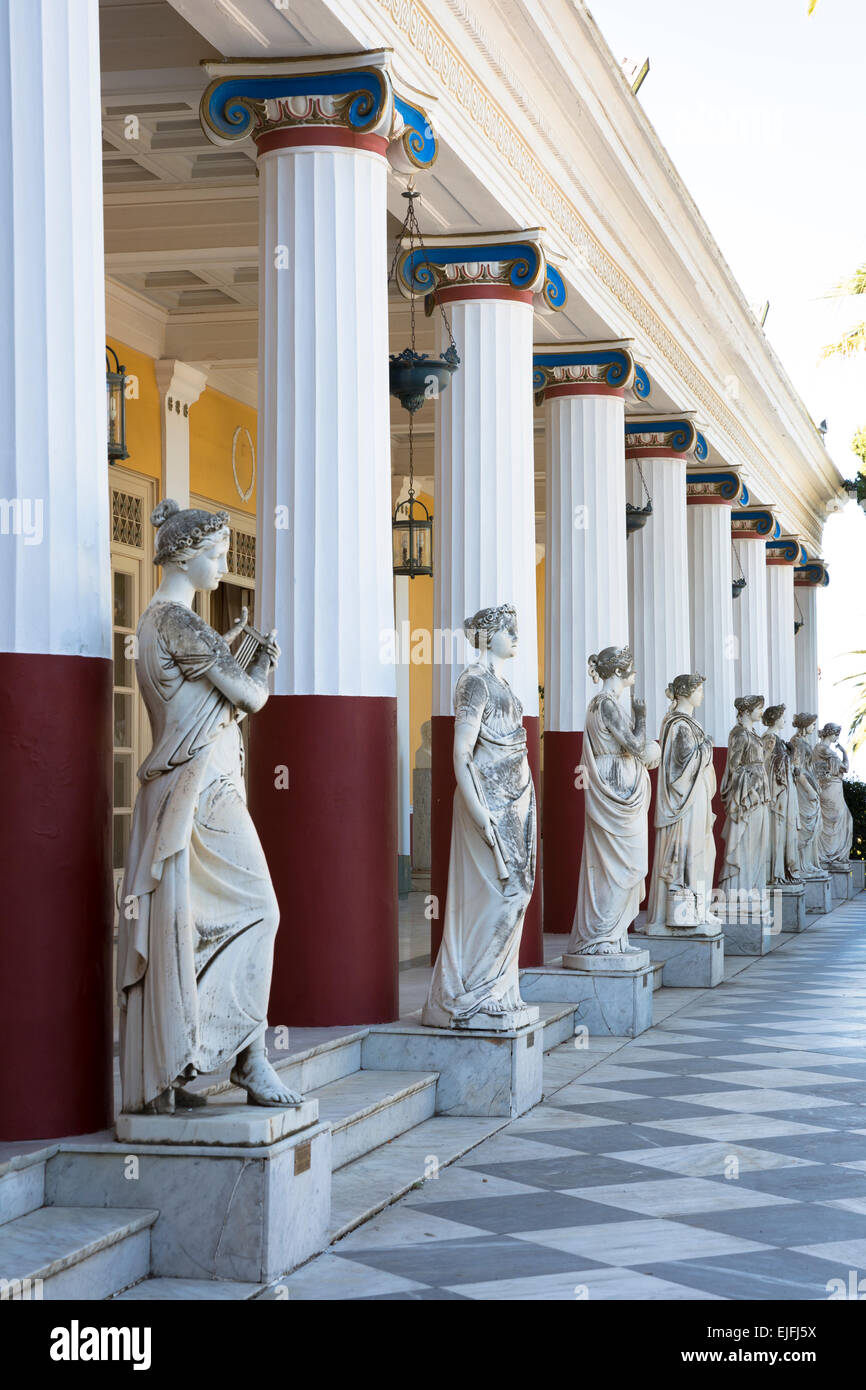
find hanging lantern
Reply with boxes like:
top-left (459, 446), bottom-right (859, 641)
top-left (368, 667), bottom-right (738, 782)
top-left (626, 456), bottom-right (652, 536)
top-left (388, 184), bottom-right (460, 419)
top-left (731, 540), bottom-right (747, 599)
top-left (106, 346), bottom-right (129, 463)
top-left (392, 485), bottom-right (433, 578)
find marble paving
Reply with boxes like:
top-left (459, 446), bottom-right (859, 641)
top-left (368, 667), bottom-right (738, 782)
top-left (274, 895), bottom-right (866, 1300)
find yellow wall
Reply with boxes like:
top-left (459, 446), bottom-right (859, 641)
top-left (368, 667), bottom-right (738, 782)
top-left (190, 387), bottom-right (257, 517)
top-left (108, 337), bottom-right (160, 481)
top-left (107, 339), bottom-right (257, 517)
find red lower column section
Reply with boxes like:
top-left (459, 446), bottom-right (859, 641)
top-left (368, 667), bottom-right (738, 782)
top-left (712, 746), bottom-right (728, 887)
top-left (0, 653), bottom-right (113, 1141)
top-left (542, 730), bottom-right (584, 933)
top-left (430, 714), bottom-right (543, 967)
top-left (249, 694), bottom-right (398, 1025)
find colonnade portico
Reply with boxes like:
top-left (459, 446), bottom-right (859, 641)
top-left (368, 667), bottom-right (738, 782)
top-left (794, 562), bottom-right (828, 715)
top-left (765, 538), bottom-right (800, 714)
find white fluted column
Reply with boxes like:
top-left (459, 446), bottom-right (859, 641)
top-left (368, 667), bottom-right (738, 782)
top-left (686, 485), bottom-right (736, 745)
top-left (765, 541), bottom-right (798, 712)
top-left (536, 345), bottom-right (631, 931)
top-left (0, 0), bottom-right (112, 1140)
top-left (626, 419), bottom-right (697, 736)
top-left (731, 525), bottom-right (770, 700)
top-left (794, 577), bottom-right (820, 716)
top-left (200, 56), bottom-right (434, 1025)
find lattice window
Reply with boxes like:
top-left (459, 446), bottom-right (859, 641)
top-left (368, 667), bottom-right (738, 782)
top-left (230, 528), bottom-right (256, 580)
top-left (112, 490), bottom-right (143, 548)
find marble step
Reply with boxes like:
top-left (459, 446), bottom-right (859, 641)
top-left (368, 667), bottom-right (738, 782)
top-left (110, 1277), bottom-right (262, 1301)
top-left (0, 1206), bottom-right (157, 1301)
top-left (0, 1145), bottom-right (57, 1227)
top-left (311, 1070), bottom-right (439, 1171)
top-left (195, 1026), bottom-right (368, 1103)
top-left (324, 1114), bottom-right (509, 1244)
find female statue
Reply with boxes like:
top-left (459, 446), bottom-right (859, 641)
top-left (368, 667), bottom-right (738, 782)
top-left (719, 696), bottom-right (770, 897)
top-left (761, 704), bottom-right (802, 885)
top-left (789, 713), bottom-right (825, 878)
top-left (117, 499), bottom-right (301, 1114)
top-left (422, 604), bottom-right (537, 1031)
top-left (565, 646), bottom-right (661, 957)
top-left (813, 722), bottom-right (854, 868)
top-left (646, 673), bottom-right (718, 929)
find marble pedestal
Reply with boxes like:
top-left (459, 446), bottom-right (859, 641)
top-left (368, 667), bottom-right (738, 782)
top-left (850, 859), bottom-right (865, 894)
top-left (773, 883), bottom-right (807, 932)
top-left (520, 957), bottom-right (653, 1037)
top-left (47, 1111), bottom-right (331, 1283)
top-left (804, 875), bottom-right (832, 915)
top-left (115, 1099), bottom-right (319, 1147)
top-left (412, 766), bottom-right (431, 872)
top-left (630, 928), bottom-right (724, 988)
top-left (828, 866), bottom-right (854, 901)
top-left (362, 1013), bottom-right (543, 1118)
top-left (723, 916), bottom-right (771, 956)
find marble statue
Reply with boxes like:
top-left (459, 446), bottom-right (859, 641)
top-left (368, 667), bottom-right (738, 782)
top-left (117, 499), bottom-right (302, 1114)
top-left (719, 696), bottom-right (770, 897)
top-left (565, 645), bottom-right (661, 957)
top-left (646, 673), bottom-right (719, 929)
top-left (761, 704), bottom-right (802, 886)
top-left (814, 722), bottom-right (854, 868)
top-left (789, 713), bottom-right (826, 878)
top-left (422, 604), bottom-right (537, 1031)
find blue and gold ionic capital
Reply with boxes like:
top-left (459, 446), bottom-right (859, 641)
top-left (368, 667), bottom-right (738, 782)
top-left (199, 52), bottom-right (438, 169)
top-left (794, 559), bottom-right (830, 587)
top-left (532, 341), bottom-right (651, 401)
top-left (766, 537), bottom-right (803, 565)
top-left (686, 471), bottom-right (748, 505)
top-left (624, 416), bottom-right (708, 461)
top-left (731, 507), bottom-right (781, 539)
top-left (396, 230), bottom-right (566, 310)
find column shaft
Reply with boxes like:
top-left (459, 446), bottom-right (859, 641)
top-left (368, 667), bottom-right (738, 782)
top-left (249, 139), bottom-right (398, 1024)
top-left (0, 0), bottom-right (113, 1139)
top-left (627, 456), bottom-right (690, 736)
top-left (732, 537), bottom-right (770, 698)
top-left (766, 562), bottom-right (797, 711)
top-left (431, 296), bottom-right (541, 964)
top-left (543, 390), bottom-right (628, 931)
top-left (795, 583), bottom-right (819, 715)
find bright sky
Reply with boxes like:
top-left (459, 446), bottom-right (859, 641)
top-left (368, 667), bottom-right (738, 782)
top-left (593, 0), bottom-right (866, 769)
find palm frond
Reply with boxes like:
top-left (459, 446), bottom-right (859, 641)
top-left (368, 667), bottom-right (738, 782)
top-left (821, 322), bottom-right (866, 360)
top-left (807, 0), bottom-right (819, 13)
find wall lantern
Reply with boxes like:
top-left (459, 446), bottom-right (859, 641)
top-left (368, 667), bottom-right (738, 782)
top-left (106, 346), bottom-right (129, 463)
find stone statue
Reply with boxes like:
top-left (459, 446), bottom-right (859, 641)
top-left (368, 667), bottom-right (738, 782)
top-left (789, 713), bottom-right (826, 878)
top-left (761, 704), bottom-right (802, 886)
top-left (422, 604), bottom-right (538, 1031)
top-left (719, 695), bottom-right (770, 897)
top-left (814, 722), bottom-right (854, 868)
top-left (565, 645), bottom-right (661, 957)
top-left (117, 499), bottom-right (302, 1114)
top-left (646, 673), bottom-right (719, 929)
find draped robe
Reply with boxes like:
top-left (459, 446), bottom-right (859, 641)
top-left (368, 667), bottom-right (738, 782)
top-left (646, 710), bottom-right (716, 927)
top-left (117, 601), bottom-right (279, 1112)
top-left (813, 743), bottom-right (854, 868)
top-left (719, 724), bottom-right (769, 896)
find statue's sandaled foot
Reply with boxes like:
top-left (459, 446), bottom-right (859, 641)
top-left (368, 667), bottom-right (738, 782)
top-left (143, 1087), bottom-right (175, 1115)
top-left (174, 1086), bottom-right (208, 1109)
top-left (230, 1051), bottom-right (304, 1107)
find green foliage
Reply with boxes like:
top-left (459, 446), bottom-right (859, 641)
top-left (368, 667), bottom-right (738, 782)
top-left (843, 779), bottom-right (866, 860)
top-left (851, 430), bottom-right (866, 469)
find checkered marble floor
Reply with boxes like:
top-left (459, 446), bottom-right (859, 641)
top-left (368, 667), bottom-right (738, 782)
top-left (279, 897), bottom-right (866, 1300)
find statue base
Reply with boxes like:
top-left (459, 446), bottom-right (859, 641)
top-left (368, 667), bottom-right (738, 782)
top-left (771, 882), bottom-right (807, 933)
top-left (850, 859), bottom-right (865, 894)
top-left (115, 1097), bottom-right (319, 1147)
top-left (804, 874), bottom-right (832, 915)
top-left (828, 866), bottom-right (854, 901)
top-left (520, 956), bottom-right (653, 1037)
top-left (49, 1119), bottom-right (331, 1284)
top-left (363, 1013), bottom-right (542, 1118)
top-left (723, 918), bottom-right (771, 956)
top-left (630, 929), bottom-right (724, 988)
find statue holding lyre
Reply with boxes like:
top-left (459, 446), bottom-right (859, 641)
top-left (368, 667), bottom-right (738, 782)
top-left (117, 499), bottom-right (302, 1115)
